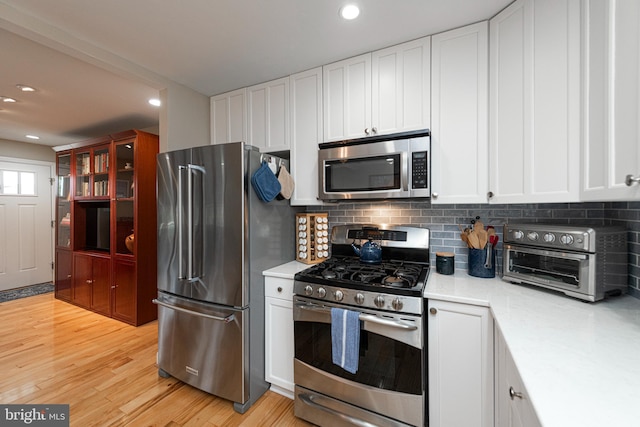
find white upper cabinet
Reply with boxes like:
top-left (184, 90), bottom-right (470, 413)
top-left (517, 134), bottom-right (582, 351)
top-left (247, 77), bottom-right (290, 152)
top-left (582, 0), bottom-right (640, 201)
top-left (210, 88), bottom-right (246, 145)
top-left (290, 67), bottom-right (324, 206)
top-left (323, 37), bottom-right (430, 142)
top-left (431, 22), bottom-right (489, 204)
top-left (489, 0), bottom-right (581, 204)
top-left (371, 37), bottom-right (431, 136)
top-left (323, 53), bottom-right (372, 141)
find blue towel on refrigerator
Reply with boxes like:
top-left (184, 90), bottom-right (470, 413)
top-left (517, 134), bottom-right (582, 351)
top-left (331, 307), bottom-right (360, 374)
top-left (251, 161), bottom-right (281, 202)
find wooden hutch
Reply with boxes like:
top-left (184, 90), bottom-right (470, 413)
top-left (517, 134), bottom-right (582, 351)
top-left (54, 130), bottom-right (158, 326)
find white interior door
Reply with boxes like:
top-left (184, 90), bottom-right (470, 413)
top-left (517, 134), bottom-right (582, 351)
top-left (0, 159), bottom-right (54, 291)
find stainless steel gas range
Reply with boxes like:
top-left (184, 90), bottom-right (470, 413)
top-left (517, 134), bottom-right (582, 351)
top-left (293, 224), bottom-right (430, 427)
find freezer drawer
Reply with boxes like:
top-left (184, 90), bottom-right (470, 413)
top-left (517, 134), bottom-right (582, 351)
top-left (155, 292), bottom-right (247, 404)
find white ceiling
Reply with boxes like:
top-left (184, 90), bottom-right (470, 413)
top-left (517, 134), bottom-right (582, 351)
top-left (0, 0), bottom-right (511, 147)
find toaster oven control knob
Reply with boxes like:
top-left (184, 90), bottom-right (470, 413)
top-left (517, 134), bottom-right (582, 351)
top-left (513, 230), bottom-right (524, 240)
top-left (543, 233), bottom-right (556, 243)
top-left (527, 231), bottom-right (539, 241)
top-left (391, 298), bottom-right (403, 311)
top-left (374, 295), bottom-right (385, 308)
top-left (560, 234), bottom-right (574, 245)
top-left (355, 293), bottom-right (365, 305)
top-left (304, 285), bottom-right (313, 296)
top-left (317, 287), bottom-right (327, 298)
top-left (334, 290), bottom-right (344, 301)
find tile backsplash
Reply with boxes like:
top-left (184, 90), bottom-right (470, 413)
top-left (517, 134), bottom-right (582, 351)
top-left (307, 201), bottom-right (640, 298)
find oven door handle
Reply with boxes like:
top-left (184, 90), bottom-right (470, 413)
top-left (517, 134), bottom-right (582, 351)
top-left (296, 302), bottom-right (418, 331)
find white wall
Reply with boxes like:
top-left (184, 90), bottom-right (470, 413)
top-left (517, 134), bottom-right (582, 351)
top-left (0, 139), bottom-right (56, 163)
top-left (159, 82), bottom-right (210, 153)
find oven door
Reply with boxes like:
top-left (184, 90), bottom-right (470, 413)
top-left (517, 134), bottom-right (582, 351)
top-left (293, 295), bottom-right (424, 427)
top-left (503, 244), bottom-right (596, 299)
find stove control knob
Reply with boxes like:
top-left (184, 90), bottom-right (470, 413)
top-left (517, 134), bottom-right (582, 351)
top-left (304, 285), bottom-right (313, 296)
top-left (543, 233), bottom-right (556, 243)
top-left (354, 293), bottom-right (365, 305)
top-left (334, 290), bottom-right (344, 301)
top-left (560, 234), bottom-right (574, 245)
top-left (374, 295), bottom-right (385, 308)
top-left (527, 231), bottom-right (539, 241)
top-left (391, 298), bottom-right (403, 311)
top-left (513, 230), bottom-right (524, 240)
top-left (317, 287), bottom-right (327, 298)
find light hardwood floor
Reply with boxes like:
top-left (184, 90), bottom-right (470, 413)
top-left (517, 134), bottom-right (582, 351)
top-left (0, 293), bottom-right (314, 426)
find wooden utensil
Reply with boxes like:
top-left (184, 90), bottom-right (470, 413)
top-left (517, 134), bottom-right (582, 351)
top-left (467, 231), bottom-right (481, 249)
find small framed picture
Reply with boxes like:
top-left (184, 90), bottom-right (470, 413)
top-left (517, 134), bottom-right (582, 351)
top-left (116, 180), bottom-right (130, 198)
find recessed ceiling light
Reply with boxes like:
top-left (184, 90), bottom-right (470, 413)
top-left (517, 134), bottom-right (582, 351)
top-left (16, 84), bottom-right (36, 92)
top-left (1, 96), bottom-right (17, 103)
top-left (148, 98), bottom-right (161, 107)
top-left (340, 4), bottom-right (360, 20)
top-left (25, 135), bottom-right (40, 140)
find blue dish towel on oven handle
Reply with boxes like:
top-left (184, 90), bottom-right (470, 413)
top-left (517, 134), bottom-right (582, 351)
top-left (331, 307), bottom-right (360, 374)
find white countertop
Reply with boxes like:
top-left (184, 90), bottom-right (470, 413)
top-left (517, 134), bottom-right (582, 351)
top-left (263, 260), bottom-right (311, 278)
top-left (263, 261), bottom-right (640, 426)
top-left (425, 271), bottom-right (640, 427)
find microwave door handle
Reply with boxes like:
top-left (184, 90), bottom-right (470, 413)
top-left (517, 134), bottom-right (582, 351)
top-left (401, 151), bottom-right (409, 191)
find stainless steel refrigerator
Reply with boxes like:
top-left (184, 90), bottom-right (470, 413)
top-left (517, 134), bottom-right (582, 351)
top-left (155, 142), bottom-right (297, 413)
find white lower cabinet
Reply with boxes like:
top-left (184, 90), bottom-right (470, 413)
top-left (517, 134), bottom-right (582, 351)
top-left (264, 276), bottom-right (294, 398)
top-left (494, 325), bottom-right (541, 427)
top-left (427, 299), bottom-right (494, 427)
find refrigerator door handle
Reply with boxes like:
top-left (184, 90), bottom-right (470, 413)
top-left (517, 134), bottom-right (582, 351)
top-left (178, 164), bottom-right (206, 281)
top-left (153, 299), bottom-right (235, 323)
top-left (178, 165), bottom-right (186, 280)
top-left (186, 164), bottom-right (206, 280)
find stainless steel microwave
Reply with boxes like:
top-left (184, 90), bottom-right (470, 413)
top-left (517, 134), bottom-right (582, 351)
top-left (317, 130), bottom-right (430, 201)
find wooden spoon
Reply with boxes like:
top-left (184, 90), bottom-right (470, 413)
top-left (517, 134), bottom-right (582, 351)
top-left (467, 231), bottom-right (481, 249)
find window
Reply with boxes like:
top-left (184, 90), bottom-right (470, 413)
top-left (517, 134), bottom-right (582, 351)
top-left (0, 170), bottom-right (36, 195)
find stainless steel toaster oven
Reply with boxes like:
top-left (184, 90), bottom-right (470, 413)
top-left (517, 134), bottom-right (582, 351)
top-left (502, 224), bottom-right (628, 302)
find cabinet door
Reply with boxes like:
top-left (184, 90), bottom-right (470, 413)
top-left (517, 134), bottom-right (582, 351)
top-left (56, 152), bottom-right (72, 248)
top-left (431, 22), bottom-right (488, 204)
top-left (210, 88), bottom-right (247, 145)
top-left (73, 144), bottom-right (110, 199)
top-left (247, 77), bottom-right (290, 152)
top-left (495, 325), bottom-right (541, 427)
top-left (90, 255), bottom-right (111, 316)
top-left (489, 0), bottom-right (581, 203)
top-left (55, 249), bottom-right (72, 302)
top-left (323, 53), bottom-right (372, 141)
top-left (113, 259), bottom-right (136, 324)
top-left (582, 0), bottom-right (640, 200)
top-left (372, 36), bottom-right (431, 136)
top-left (428, 299), bottom-right (494, 427)
top-left (72, 253), bottom-right (92, 308)
top-left (265, 296), bottom-right (294, 397)
top-left (290, 67), bottom-right (324, 206)
top-left (264, 277), bottom-right (294, 397)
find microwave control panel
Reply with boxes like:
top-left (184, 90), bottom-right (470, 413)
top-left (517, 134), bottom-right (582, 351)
top-left (411, 151), bottom-right (428, 189)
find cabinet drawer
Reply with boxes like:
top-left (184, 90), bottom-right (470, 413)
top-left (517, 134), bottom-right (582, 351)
top-left (265, 277), bottom-right (294, 300)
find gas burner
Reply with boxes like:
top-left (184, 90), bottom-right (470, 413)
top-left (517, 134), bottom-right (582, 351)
top-left (351, 271), bottom-right (385, 283)
top-left (382, 275), bottom-right (412, 288)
